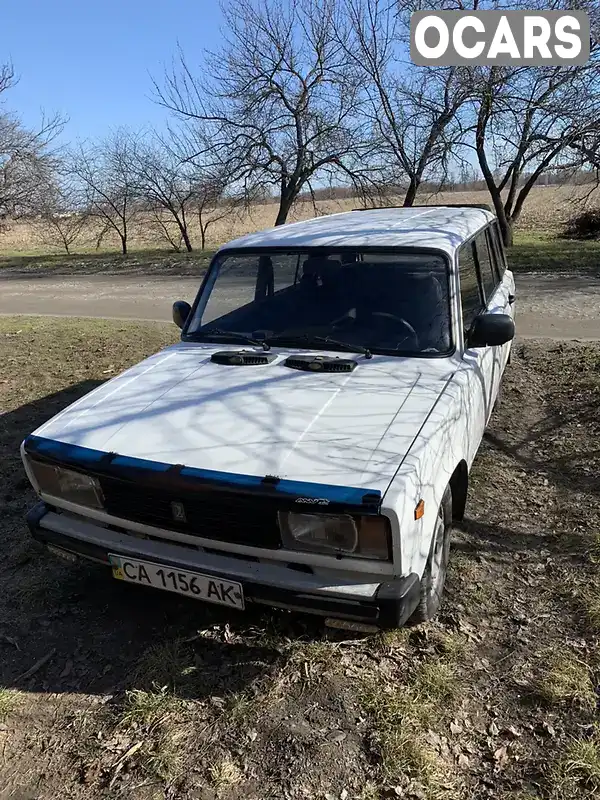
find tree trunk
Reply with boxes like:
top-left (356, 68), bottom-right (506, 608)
top-left (275, 184), bottom-right (296, 226)
top-left (501, 217), bottom-right (514, 247)
top-left (476, 145), bottom-right (513, 247)
top-left (491, 198), bottom-right (513, 247)
top-left (119, 233), bottom-right (127, 255)
top-left (181, 226), bottom-right (193, 252)
top-left (484, 182), bottom-right (513, 246)
top-left (403, 177), bottom-right (418, 207)
top-left (200, 225), bottom-right (206, 250)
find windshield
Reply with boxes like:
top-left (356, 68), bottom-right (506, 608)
top-left (185, 249), bottom-right (452, 356)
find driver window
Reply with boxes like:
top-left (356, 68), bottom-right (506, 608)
top-left (200, 254), bottom-right (298, 327)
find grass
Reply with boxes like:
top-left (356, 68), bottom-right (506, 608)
top-left (359, 782), bottom-right (381, 800)
top-left (0, 687), bottom-right (20, 719)
top-left (0, 246), bottom-right (215, 276)
top-left (361, 681), bottom-right (458, 798)
top-left (447, 551), bottom-right (495, 607)
top-left (529, 651), bottom-right (596, 710)
top-left (412, 659), bottom-right (460, 707)
top-left (572, 579), bottom-right (600, 634)
top-left (287, 638), bottom-right (342, 677)
top-left (121, 686), bottom-right (183, 728)
top-left (0, 316), bottom-right (177, 408)
top-left (134, 639), bottom-right (197, 693)
top-left (209, 755), bottom-right (243, 790)
top-left (143, 728), bottom-right (187, 783)
top-left (360, 655), bottom-right (462, 797)
top-left (511, 231), bottom-right (600, 274)
top-left (550, 730), bottom-right (600, 798)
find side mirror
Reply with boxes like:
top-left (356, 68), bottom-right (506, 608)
top-left (172, 300), bottom-right (191, 330)
top-left (468, 313), bottom-right (515, 348)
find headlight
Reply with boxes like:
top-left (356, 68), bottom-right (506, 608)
top-left (27, 459), bottom-right (104, 509)
top-left (278, 512), bottom-right (391, 560)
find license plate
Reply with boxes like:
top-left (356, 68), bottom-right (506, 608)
top-left (108, 554), bottom-right (245, 610)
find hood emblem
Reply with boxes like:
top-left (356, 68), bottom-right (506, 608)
top-left (171, 501), bottom-right (187, 522)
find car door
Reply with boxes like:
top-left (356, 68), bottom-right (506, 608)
top-left (473, 226), bottom-right (515, 406)
top-left (457, 238), bottom-right (495, 458)
top-left (488, 221), bottom-right (516, 336)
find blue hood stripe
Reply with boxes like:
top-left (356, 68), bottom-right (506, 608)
top-left (23, 435), bottom-right (382, 508)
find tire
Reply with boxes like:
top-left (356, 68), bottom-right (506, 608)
top-left (410, 486), bottom-right (452, 624)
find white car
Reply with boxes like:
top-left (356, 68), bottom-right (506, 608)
top-left (21, 206), bottom-right (515, 631)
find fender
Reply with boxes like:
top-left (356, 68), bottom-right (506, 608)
top-left (382, 366), bottom-right (479, 578)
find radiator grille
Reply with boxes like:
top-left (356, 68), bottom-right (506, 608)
top-left (99, 477), bottom-right (281, 549)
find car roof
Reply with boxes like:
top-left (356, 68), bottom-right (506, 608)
top-left (218, 206), bottom-right (496, 257)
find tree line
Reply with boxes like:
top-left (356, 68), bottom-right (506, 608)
top-left (1, 0), bottom-right (599, 251)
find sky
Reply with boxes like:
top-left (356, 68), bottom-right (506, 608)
top-left (3, 0), bottom-right (223, 144)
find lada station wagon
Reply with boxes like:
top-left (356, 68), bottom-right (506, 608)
top-left (22, 205), bottom-right (516, 630)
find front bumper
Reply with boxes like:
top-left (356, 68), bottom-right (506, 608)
top-left (26, 502), bottom-right (420, 629)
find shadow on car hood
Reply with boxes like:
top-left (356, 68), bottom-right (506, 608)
top-left (32, 343), bottom-right (454, 494)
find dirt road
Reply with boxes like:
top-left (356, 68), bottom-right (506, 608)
top-left (1, 271), bottom-right (600, 339)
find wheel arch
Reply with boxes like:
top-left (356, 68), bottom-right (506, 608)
top-left (448, 460), bottom-right (468, 521)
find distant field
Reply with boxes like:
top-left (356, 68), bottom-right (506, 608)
top-left (1, 184), bottom-right (598, 257)
top-left (1, 232), bottom-right (598, 284)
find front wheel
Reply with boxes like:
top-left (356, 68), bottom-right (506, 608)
top-left (410, 486), bottom-right (452, 624)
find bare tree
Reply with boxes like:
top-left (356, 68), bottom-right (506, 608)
top-left (69, 130), bottom-right (139, 254)
top-left (131, 134), bottom-right (197, 251)
top-left (194, 174), bottom-right (238, 250)
top-left (0, 89), bottom-right (62, 223)
top-left (156, 0), bottom-right (369, 226)
top-left (0, 62), bottom-right (65, 224)
top-left (37, 179), bottom-right (89, 254)
top-left (571, 130), bottom-right (600, 176)
top-left (342, 0), bottom-right (471, 206)
top-left (0, 62), bottom-right (15, 96)
top-left (471, 60), bottom-right (600, 245)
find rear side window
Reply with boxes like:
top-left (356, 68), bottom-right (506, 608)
top-left (458, 242), bottom-right (484, 330)
top-left (473, 231), bottom-right (497, 301)
top-left (488, 223), bottom-right (506, 279)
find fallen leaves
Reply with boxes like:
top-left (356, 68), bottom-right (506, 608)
top-left (493, 745), bottom-right (509, 768)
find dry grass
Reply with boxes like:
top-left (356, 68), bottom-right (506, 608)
top-left (142, 728), bottom-right (188, 783)
top-left (2, 184), bottom-right (599, 256)
top-left (573, 580), bottom-right (600, 634)
top-left (550, 730), bottom-right (600, 799)
top-left (527, 651), bottom-right (596, 710)
top-left (209, 755), bottom-right (243, 790)
top-left (0, 687), bottom-right (20, 719)
top-left (121, 686), bottom-right (183, 728)
top-left (360, 650), bottom-right (463, 798)
top-left (134, 639), bottom-right (197, 692)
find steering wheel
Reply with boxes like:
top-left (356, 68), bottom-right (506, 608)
top-left (369, 312), bottom-right (419, 346)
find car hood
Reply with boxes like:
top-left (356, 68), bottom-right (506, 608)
top-left (32, 343), bottom-right (454, 495)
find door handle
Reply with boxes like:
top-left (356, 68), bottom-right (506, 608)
top-left (508, 294), bottom-right (515, 305)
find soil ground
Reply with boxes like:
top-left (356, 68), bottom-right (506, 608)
top-left (2, 317), bottom-right (600, 800)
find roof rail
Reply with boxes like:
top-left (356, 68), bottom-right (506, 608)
top-left (351, 203), bottom-right (494, 213)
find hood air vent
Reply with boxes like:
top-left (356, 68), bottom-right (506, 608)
top-left (284, 355), bottom-right (357, 373)
top-left (211, 350), bottom-right (276, 366)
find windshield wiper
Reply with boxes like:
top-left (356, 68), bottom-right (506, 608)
top-left (267, 333), bottom-right (372, 359)
top-left (188, 328), bottom-right (270, 350)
